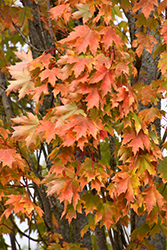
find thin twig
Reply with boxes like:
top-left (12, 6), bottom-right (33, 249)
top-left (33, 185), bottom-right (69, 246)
top-left (15, 237), bottom-right (22, 250)
top-left (12, 21), bottom-right (44, 53)
top-left (0, 201), bottom-right (41, 243)
top-left (32, 212), bottom-right (49, 247)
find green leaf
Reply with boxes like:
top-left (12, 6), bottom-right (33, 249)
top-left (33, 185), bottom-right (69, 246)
top-left (72, 4), bottom-right (92, 24)
top-left (131, 223), bottom-right (150, 241)
top-left (158, 157), bottom-right (167, 181)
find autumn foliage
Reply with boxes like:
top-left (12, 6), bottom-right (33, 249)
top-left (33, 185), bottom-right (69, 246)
top-left (1, 0), bottom-right (167, 249)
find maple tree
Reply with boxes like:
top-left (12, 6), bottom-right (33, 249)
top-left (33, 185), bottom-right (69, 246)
top-left (1, 0), bottom-right (167, 249)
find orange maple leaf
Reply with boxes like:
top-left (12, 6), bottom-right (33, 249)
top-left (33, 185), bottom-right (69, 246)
top-left (77, 84), bottom-right (100, 109)
top-left (0, 148), bottom-right (24, 170)
top-left (90, 65), bottom-right (114, 97)
top-left (40, 68), bottom-right (60, 86)
top-left (7, 68), bottom-right (34, 99)
top-left (12, 113), bottom-right (40, 147)
top-left (31, 83), bottom-right (49, 104)
top-left (28, 52), bottom-right (53, 70)
top-left (111, 170), bottom-right (140, 204)
top-left (122, 129), bottom-right (150, 155)
top-left (158, 0), bottom-right (167, 14)
top-left (139, 107), bottom-right (161, 124)
top-left (67, 55), bottom-right (94, 78)
top-left (60, 25), bottom-right (100, 56)
top-left (132, 0), bottom-right (157, 19)
top-left (161, 21), bottom-right (167, 44)
top-left (48, 4), bottom-right (71, 24)
top-left (100, 26), bottom-right (122, 49)
top-left (36, 120), bottom-right (55, 143)
top-left (2, 195), bottom-right (43, 219)
top-left (144, 185), bottom-right (166, 214)
top-left (133, 33), bottom-right (157, 57)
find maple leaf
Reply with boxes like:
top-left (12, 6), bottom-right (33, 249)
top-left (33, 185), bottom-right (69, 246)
top-left (0, 148), bottom-right (24, 170)
top-left (40, 68), bottom-right (60, 86)
top-left (36, 120), bottom-right (55, 143)
top-left (158, 0), bottom-right (167, 14)
top-left (7, 67), bottom-right (34, 99)
top-left (144, 185), bottom-right (165, 214)
top-left (1, 5), bottom-right (20, 30)
top-left (2, 195), bottom-right (43, 219)
top-left (12, 113), bottom-right (40, 147)
top-left (7, 50), bottom-right (33, 89)
top-left (134, 154), bottom-right (157, 176)
top-left (82, 193), bottom-right (101, 215)
top-left (90, 65), bottom-right (114, 97)
top-left (14, 50), bottom-right (33, 70)
top-left (133, 33), bottom-right (157, 57)
top-left (140, 85), bottom-right (156, 105)
top-left (131, 223), bottom-right (151, 242)
top-left (132, 0), bottom-right (157, 19)
top-left (161, 21), bottom-right (167, 44)
top-left (115, 62), bottom-right (129, 76)
top-left (111, 170), bottom-right (140, 204)
top-left (6, 51), bottom-right (33, 98)
top-left (55, 102), bottom-right (86, 118)
top-left (31, 83), bottom-right (49, 104)
top-left (67, 54), bottom-right (94, 78)
top-left (63, 115), bottom-right (100, 140)
top-left (60, 25), bottom-right (100, 56)
top-left (139, 107), bottom-right (161, 124)
top-left (114, 86), bottom-right (137, 117)
top-left (47, 177), bottom-right (80, 209)
top-left (77, 84), bottom-right (100, 109)
top-left (122, 129), bottom-right (150, 155)
top-left (158, 51), bottom-right (167, 75)
top-left (48, 4), bottom-right (71, 23)
top-left (95, 202), bottom-right (119, 229)
top-left (97, 3), bottom-right (113, 25)
top-left (100, 26), bottom-right (122, 50)
top-left (72, 4), bottom-right (93, 24)
top-left (28, 52), bottom-right (53, 71)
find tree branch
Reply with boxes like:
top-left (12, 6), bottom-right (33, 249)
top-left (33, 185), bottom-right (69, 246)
top-left (0, 71), bottom-right (14, 121)
top-left (12, 21), bottom-right (44, 53)
top-left (47, 0), bottom-right (56, 47)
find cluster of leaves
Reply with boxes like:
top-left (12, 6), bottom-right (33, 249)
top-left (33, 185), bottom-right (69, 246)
top-left (2, 0), bottom-right (167, 249)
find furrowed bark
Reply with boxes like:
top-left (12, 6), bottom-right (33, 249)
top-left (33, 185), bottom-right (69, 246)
top-left (95, 223), bottom-right (108, 250)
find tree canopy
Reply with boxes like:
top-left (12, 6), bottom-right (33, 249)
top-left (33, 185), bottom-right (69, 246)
top-left (0, 0), bottom-right (167, 249)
